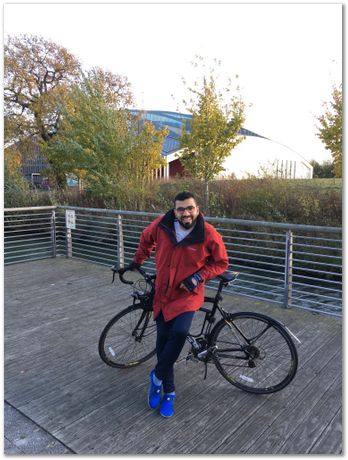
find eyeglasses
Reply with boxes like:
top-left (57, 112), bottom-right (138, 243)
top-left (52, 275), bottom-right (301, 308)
top-left (175, 205), bottom-right (196, 213)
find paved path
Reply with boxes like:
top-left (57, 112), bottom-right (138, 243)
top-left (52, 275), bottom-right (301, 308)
top-left (4, 258), bottom-right (342, 454)
top-left (4, 402), bottom-right (73, 454)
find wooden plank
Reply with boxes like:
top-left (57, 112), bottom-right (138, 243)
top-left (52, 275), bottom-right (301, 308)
top-left (245, 349), bottom-right (342, 454)
top-left (62, 317), bottom-right (338, 454)
top-left (130, 322), bottom-right (340, 454)
top-left (182, 331), bottom-right (341, 454)
top-left (4, 258), bottom-right (342, 455)
top-left (309, 408), bottom-right (342, 454)
top-left (279, 375), bottom-right (342, 454)
top-left (213, 347), bottom-right (341, 455)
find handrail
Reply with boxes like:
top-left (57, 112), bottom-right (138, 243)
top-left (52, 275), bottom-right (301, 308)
top-left (57, 205), bottom-right (341, 233)
top-left (5, 206), bottom-right (57, 212)
top-left (59, 205), bottom-right (159, 218)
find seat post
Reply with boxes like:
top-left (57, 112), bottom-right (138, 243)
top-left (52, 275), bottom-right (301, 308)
top-left (212, 281), bottom-right (224, 306)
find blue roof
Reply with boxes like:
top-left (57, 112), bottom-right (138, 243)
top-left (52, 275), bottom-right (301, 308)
top-left (131, 110), bottom-right (266, 157)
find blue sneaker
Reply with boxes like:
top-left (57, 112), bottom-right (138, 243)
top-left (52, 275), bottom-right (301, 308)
top-left (160, 393), bottom-right (175, 417)
top-left (148, 370), bottom-right (162, 409)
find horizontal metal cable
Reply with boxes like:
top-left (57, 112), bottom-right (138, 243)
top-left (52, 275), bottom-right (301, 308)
top-left (292, 258), bottom-right (342, 269)
top-left (231, 256), bottom-right (285, 269)
top-left (292, 281), bottom-right (342, 293)
top-left (214, 227), bottom-right (284, 238)
top-left (5, 248), bottom-right (52, 258)
top-left (292, 273), bottom-right (341, 285)
top-left (226, 241), bottom-right (285, 253)
top-left (230, 249), bottom-right (285, 261)
top-left (70, 249), bottom-right (116, 263)
top-left (222, 234), bottom-right (286, 245)
top-left (231, 264), bottom-right (284, 276)
top-left (5, 239), bottom-right (51, 250)
top-left (293, 241), bottom-right (342, 251)
top-left (71, 242), bottom-right (116, 256)
top-left (291, 289), bottom-right (341, 303)
top-left (4, 254), bottom-right (54, 264)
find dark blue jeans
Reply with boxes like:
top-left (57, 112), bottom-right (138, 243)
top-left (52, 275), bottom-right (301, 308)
top-left (154, 310), bottom-right (195, 393)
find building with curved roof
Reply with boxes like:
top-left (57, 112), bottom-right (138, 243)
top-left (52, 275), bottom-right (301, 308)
top-left (132, 110), bottom-right (313, 179)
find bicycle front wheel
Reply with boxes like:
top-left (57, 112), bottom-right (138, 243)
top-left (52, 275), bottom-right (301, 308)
top-left (211, 312), bottom-right (298, 394)
top-left (98, 304), bottom-right (156, 368)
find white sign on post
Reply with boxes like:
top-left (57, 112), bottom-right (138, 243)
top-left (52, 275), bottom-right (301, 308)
top-left (66, 210), bottom-right (76, 229)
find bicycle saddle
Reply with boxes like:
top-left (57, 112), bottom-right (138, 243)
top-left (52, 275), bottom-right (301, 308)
top-left (217, 271), bottom-right (239, 283)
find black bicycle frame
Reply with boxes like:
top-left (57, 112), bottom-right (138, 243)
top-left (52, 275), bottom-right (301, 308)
top-left (191, 287), bottom-right (228, 340)
top-left (132, 309), bottom-right (152, 340)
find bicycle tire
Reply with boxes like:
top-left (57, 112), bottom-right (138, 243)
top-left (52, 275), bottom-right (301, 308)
top-left (98, 304), bottom-right (156, 368)
top-left (210, 312), bottom-right (298, 394)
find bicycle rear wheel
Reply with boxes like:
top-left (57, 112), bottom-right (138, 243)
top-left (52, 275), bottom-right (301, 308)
top-left (211, 312), bottom-right (298, 394)
top-left (98, 304), bottom-right (156, 368)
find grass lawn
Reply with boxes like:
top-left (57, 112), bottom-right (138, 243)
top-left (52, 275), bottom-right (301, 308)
top-left (287, 178), bottom-right (342, 191)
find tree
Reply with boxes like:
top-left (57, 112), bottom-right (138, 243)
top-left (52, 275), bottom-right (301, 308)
top-left (127, 117), bottom-right (168, 183)
top-left (309, 159), bottom-right (335, 178)
top-left (4, 34), bottom-right (134, 187)
top-left (84, 67), bottom-right (133, 109)
top-left (4, 147), bottom-right (31, 207)
top-left (4, 35), bottom-right (81, 143)
top-left (45, 80), bottom-right (167, 201)
top-left (316, 85), bottom-right (342, 177)
top-left (44, 81), bottom-right (128, 193)
top-left (4, 34), bottom-right (81, 186)
top-left (179, 58), bottom-right (246, 212)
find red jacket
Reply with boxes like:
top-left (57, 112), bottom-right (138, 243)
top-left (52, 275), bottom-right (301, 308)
top-left (134, 210), bottom-right (229, 321)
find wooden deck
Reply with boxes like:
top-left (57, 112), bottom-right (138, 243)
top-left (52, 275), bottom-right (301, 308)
top-left (4, 258), bottom-right (342, 454)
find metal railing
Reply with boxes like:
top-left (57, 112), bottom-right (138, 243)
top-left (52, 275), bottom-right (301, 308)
top-left (4, 206), bottom-right (57, 264)
top-left (4, 206), bottom-right (342, 317)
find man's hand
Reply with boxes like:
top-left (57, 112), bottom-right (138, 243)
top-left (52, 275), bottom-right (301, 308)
top-left (180, 272), bottom-right (203, 292)
top-left (126, 261), bottom-right (141, 271)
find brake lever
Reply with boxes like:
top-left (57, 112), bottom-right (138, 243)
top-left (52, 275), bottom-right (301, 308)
top-left (111, 266), bottom-right (118, 284)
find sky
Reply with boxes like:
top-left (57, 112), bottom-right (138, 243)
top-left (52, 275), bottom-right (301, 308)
top-left (3, 2), bottom-right (342, 163)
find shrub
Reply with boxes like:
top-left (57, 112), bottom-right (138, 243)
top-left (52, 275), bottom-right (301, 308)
top-left (4, 177), bottom-right (342, 227)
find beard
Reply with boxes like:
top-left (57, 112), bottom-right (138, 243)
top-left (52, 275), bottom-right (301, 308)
top-left (178, 216), bottom-right (197, 229)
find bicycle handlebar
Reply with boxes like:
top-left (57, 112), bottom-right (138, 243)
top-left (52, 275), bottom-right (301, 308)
top-left (112, 265), bottom-right (238, 287)
top-left (119, 266), bottom-right (147, 284)
top-left (112, 265), bottom-right (156, 286)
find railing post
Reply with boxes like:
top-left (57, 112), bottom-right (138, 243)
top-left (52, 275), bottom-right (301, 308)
top-left (50, 209), bottom-right (56, 258)
top-left (284, 230), bottom-right (293, 308)
top-left (117, 214), bottom-right (124, 268)
top-left (66, 228), bottom-right (72, 258)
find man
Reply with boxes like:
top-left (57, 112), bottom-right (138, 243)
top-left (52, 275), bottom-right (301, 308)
top-left (129, 191), bottom-right (228, 417)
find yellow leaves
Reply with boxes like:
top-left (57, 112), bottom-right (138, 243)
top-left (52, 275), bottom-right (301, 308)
top-left (317, 85), bottom-right (342, 177)
top-left (75, 169), bottom-right (88, 180)
top-left (125, 117), bottom-right (168, 182)
top-left (4, 35), bottom-right (81, 152)
top-left (4, 147), bottom-right (22, 172)
top-left (85, 67), bottom-right (133, 109)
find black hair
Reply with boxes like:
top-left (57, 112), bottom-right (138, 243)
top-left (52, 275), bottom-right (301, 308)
top-left (173, 191), bottom-right (197, 206)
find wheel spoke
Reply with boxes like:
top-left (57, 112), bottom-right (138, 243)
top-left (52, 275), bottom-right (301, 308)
top-left (99, 305), bottom-right (156, 368)
top-left (212, 313), bottom-right (298, 394)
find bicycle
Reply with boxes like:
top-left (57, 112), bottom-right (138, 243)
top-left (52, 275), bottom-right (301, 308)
top-left (98, 266), bottom-right (299, 394)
